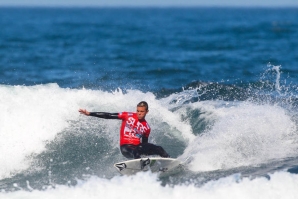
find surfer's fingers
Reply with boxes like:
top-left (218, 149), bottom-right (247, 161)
top-left (79, 109), bottom-right (86, 113)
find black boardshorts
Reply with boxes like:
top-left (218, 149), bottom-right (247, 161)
top-left (120, 143), bottom-right (170, 159)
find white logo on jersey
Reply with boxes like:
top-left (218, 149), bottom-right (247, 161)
top-left (123, 117), bottom-right (148, 139)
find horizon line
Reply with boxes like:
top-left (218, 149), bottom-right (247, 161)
top-left (0, 4), bottom-right (298, 8)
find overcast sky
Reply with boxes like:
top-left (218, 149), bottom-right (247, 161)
top-left (1, 0), bottom-right (298, 7)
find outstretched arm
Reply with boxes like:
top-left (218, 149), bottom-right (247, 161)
top-left (79, 109), bottom-right (119, 119)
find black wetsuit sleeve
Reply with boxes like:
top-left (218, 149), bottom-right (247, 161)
top-left (89, 112), bottom-right (119, 119)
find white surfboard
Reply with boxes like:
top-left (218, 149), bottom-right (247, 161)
top-left (114, 157), bottom-right (182, 176)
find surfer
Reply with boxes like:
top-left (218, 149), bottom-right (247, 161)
top-left (79, 101), bottom-right (170, 159)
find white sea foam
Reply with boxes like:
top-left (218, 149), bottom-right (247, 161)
top-left (0, 84), bottom-right (192, 179)
top-left (2, 83), bottom-right (298, 199)
top-left (1, 171), bottom-right (298, 199)
top-left (0, 84), bottom-right (80, 179)
top-left (180, 101), bottom-right (298, 171)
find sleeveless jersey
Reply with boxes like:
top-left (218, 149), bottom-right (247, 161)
top-left (118, 112), bottom-right (150, 146)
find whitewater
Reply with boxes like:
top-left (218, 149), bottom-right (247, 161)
top-left (1, 68), bottom-right (298, 198)
top-left (2, 172), bottom-right (298, 199)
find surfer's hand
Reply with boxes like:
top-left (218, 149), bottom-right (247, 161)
top-left (79, 109), bottom-right (90, 116)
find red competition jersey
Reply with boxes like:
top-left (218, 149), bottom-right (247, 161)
top-left (118, 112), bottom-right (150, 146)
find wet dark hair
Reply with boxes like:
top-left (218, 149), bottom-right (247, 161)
top-left (137, 101), bottom-right (149, 110)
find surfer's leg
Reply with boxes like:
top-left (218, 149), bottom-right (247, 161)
top-left (138, 143), bottom-right (170, 158)
top-left (120, 144), bottom-right (141, 159)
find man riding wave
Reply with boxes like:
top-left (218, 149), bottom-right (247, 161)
top-left (79, 101), bottom-right (170, 159)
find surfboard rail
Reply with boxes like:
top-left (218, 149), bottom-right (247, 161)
top-left (114, 157), bottom-right (182, 176)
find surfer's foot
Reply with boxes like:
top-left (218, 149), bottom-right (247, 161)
top-left (140, 158), bottom-right (150, 169)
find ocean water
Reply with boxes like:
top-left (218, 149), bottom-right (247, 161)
top-left (1, 7), bottom-right (298, 198)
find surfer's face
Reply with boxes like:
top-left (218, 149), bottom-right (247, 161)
top-left (136, 106), bottom-right (148, 120)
